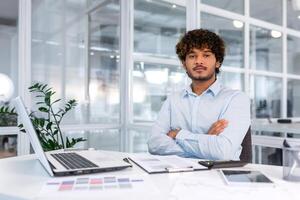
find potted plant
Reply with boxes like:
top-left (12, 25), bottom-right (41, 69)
top-left (0, 83), bottom-right (86, 151)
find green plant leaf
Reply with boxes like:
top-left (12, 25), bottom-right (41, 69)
top-left (45, 97), bottom-right (50, 106)
top-left (25, 82), bottom-right (85, 151)
top-left (52, 99), bottom-right (61, 105)
top-left (28, 83), bottom-right (39, 90)
top-left (41, 84), bottom-right (48, 90)
top-left (39, 118), bottom-right (45, 127)
top-left (38, 107), bottom-right (48, 113)
top-left (46, 121), bottom-right (53, 130)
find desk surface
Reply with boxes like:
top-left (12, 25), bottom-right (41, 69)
top-left (252, 121), bottom-right (300, 134)
top-left (0, 151), bottom-right (299, 200)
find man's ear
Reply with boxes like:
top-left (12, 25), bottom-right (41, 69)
top-left (182, 61), bottom-right (187, 71)
top-left (216, 61), bottom-right (221, 69)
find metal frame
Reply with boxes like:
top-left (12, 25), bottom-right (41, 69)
top-left (120, 0), bottom-right (134, 152)
top-left (17, 0), bottom-right (31, 155)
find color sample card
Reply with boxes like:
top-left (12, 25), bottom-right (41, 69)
top-left (36, 175), bottom-right (159, 200)
top-left (45, 176), bottom-right (144, 192)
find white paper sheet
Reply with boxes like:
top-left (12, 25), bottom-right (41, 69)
top-left (169, 175), bottom-right (297, 200)
top-left (129, 153), bottom-right (207, 173)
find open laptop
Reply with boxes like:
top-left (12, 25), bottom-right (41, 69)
top-left (13, 96), bottom-right (132, 176)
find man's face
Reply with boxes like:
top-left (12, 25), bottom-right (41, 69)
top-left (183, 48), bottom-right (220, 82)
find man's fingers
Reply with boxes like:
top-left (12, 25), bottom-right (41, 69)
top-left (212, 122), bottom-right (228, 131)
top-left (208, 119), bottom-right (228, 135)
top-left (209, 127), bottom-right (224, 135)
top-left (212, 119), bottom-right (228, 128)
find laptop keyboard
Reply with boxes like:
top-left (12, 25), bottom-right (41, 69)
top-left (51, 152), bottom-right (98, 169)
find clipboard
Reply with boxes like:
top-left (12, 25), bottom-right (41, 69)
top-left (128, 153), bottom-right (208, 174)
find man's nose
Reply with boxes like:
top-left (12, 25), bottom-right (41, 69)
top-left (195, 56), bottom-right (204, 64)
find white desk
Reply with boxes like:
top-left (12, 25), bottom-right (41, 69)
top-left (252, 121), bottom-right (300, 134)
top-left (0, 151), bottom-right (299, 200)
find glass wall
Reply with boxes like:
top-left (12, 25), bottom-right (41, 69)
top-left (0, 0), bottom-right (19, 158)
top-left (9, 0), bottom-right (300, 165)
top-left (287, 0), bottom-right (300, 31)
top-left (133, 0), bottom-right (186, 124)
top-left (287, 35), bottom-right (300, 75)
top-left (202, 0), bottom-right (244, 14)
top-left (250, 0), bottom-right (282, 25)
top-left (250, 25), bottom-right (282, 72)
top-left (288, 79), bottom-right (300, 117)
top-left (252, 76), bottom-right (282, 118)
top-left (32, 0), bottom-right (121, 125)
top-left (201, 13), bottom-right (244, 68)
top-left (134, 0), bottom-right (185, 58)
top-left (31, 0), bottom-right (121, 152)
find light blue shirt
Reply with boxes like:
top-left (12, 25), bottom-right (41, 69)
top-left (147, 79), bottom-right (251, 160)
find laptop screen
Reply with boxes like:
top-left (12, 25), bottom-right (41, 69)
top-left (13, 96), bottom-right (54, 176)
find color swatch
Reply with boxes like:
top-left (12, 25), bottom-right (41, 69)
top-left (45, 175), bottom-right (145, 192)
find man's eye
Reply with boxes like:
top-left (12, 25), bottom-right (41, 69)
top-left (188, 55), bottom-right (195, 58)
top-left (204, 54), bottom-right (210, 57)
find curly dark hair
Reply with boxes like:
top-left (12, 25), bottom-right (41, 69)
top-left (176, 29), bottom-right (225, 74)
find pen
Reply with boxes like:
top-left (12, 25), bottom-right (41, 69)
top-left (165, 166), bottom-right (194, 173)
top-left (123, 157), bottom-right (132, 166)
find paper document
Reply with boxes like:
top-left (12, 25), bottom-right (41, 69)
top-left (129, 153), bottom-right (207, 174)
top-left (35, 174), bottom-right (160, 200)
top-left (170, 175), bottom-right (296, 200)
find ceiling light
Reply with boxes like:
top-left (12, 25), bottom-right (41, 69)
top-left (292, 0), bottom-right (300, 10)
top-left (145, 69), bottom-right (168, 84)
top-left (0, 73), bottom-right (14, 102)
top-left (233, 20), bottom-right (244, 29)
top-left (172, 4), bottom-right (177, 8)
top-left (270, 30), bottom-right (282, 38)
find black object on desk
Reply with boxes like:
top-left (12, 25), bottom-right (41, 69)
top-left (198, 160), bottom-right (247, 169)
top-left (277, 118), bottom-right (292, 123)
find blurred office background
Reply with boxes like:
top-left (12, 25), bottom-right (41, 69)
top-left (0, 0), bottom-right (300, 166)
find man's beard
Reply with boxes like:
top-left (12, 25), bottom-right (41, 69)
top-left (185, 69), bottom-right (215, 81)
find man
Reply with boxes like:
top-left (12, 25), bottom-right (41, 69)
top-left (147, 29), bottom-right (250, 160)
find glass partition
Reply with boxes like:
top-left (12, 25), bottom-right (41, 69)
top-left (133, 61), bottom-right (185, 122)
top-left (250, 25), bottom-right (282, 72)
top-left (287, 79), bottom-right (300, 117)
top-left (134, 0), bottom-right (186, 58)
top-left (250, 0), bottom-right (282, 25)
top-left (65, 129), bottom-right (120, 151)
top-left (31, 0), bottom-right (120, 125)
top-left (201, 13), bottom-right (244, 68)
top-left (0, 0), bottom-right (19, 159)
top-left (133, 0), bottom-right (186, 123)
top-left (252, 75), bottom-right (282, 118)
top-left (287, 0), bottom-right (300, 31)
top-left (287, 35), bottom-right (300, 75)
top-left (218, 72), bottom-right (244, 91)
top-left (201, 0), bottom-right (244, 14)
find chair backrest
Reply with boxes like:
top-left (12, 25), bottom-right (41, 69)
top-left (240, 127), bottom-right (252, 162)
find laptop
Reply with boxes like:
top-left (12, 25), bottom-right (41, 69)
top-left (13, 96), bottom-right (132, 176)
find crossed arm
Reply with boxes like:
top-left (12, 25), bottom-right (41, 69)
top-left (167, 119), bottom-right (228, 139)
top-left (148, 93), bottom-right (250, 160)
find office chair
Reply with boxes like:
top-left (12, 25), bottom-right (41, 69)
top-left (240, 127), bottom-right (252, 163)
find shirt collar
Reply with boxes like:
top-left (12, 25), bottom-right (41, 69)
top-left (182, 79), bottom-right (222, 97)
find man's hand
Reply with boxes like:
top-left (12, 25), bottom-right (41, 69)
top-left (208, 119), bottom-right (228, 135)
top-left (167, 128), bottom-right (181, 139)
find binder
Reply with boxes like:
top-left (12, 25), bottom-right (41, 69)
top-left (128, 153), bottom-right (208, 174)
